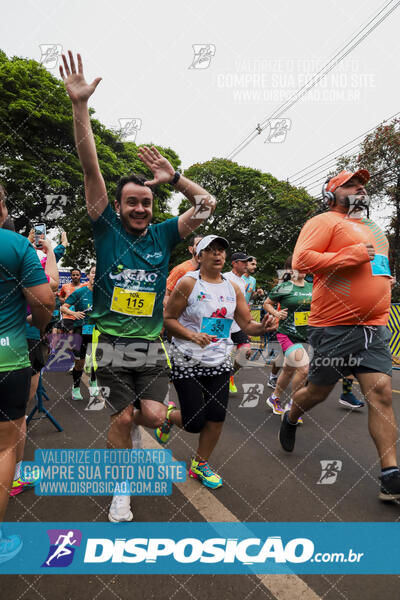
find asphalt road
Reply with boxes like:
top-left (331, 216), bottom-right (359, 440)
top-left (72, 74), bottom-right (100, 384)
top-left (3, 364), bottom-right (400, 600)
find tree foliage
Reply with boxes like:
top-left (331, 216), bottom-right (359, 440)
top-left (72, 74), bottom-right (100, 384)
top-left (0, 50), bottom-right (180, 267)
top-left (174, 158), bottom-right (317, 287)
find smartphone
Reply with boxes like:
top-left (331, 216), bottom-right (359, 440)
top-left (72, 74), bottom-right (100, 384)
top-left (34, 223), bottom-right (46, 247)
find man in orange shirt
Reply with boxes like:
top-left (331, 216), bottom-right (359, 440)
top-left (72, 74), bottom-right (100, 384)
top-left (163, 236), bottom-right (203, 307)
top-left (59, 268), bottom-right (85, 331)
top-left (279, 169), bottom-right (399, 501)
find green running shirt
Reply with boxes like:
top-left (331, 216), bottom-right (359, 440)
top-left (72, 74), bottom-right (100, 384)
top-left (90, 204), bottom-right (181, 339)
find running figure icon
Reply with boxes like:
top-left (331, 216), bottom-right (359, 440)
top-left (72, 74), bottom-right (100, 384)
top-left (45, 531), bottom-right (77, 566)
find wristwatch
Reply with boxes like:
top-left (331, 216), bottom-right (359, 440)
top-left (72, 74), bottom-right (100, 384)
top-left (169, 171), bottom-right (181, 186)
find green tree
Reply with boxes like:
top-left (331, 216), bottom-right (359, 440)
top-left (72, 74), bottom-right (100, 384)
top-left (0, 50), bottom-right (181, 267)
top-left (174, 158), bottom-right (316, 288)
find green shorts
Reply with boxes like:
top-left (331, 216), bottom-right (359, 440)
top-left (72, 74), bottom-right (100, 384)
top-left (95, 333), bottom-right (169, 414)
top-left (308, 325), bottom-right (392, 386)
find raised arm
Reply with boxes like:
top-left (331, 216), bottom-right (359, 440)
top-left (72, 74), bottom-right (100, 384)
top-left (60, 51), bottom-right (107, 221)
top-left (174, 176), bottom-right (216, 238)
top-left (39, 239), bottom-right (59, 291)
top-left (137, 146), bottom-right (216, 239)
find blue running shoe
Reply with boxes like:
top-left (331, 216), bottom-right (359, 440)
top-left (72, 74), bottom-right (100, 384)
top-left (0, 535), bottom-right (23, 564)
top-left (339, 392), bottom-right (365, 409)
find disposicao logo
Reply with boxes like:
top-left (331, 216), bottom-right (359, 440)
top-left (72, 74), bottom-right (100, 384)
top-left (83, 536), bottom-right (314, 564)
top-left (42, 529), bottom-right (82, 567)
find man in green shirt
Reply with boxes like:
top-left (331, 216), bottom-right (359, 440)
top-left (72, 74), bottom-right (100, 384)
top-left (264, 270), bottom-right (313, 417)
top-left (0, 186), bottom-right (54, 561)
top-left (61, 52), bottom-right (216, 522)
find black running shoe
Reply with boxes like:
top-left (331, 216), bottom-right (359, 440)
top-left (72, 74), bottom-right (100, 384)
top-left (379, 470), bottom-right (400, 501)
top-left (279, 412), bottom-right (298, 452)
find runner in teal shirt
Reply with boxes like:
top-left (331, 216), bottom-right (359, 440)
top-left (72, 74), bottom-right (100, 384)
top-left (0, 189), bottom-right (54, 561)
top-left (63, 285), bottom-right (93, 329)
top-left (91, 204), bottom-right (181, 340)
top-left (61, 51), bottom-right (217, 523)
top-left (242, 274), bottom-right (257, 304)
top-left (0, 230), bottom-right (48, 372)
top-left (62, 266), bottom-right (97, 401)
top-left (242, 256), bottom-right (264, 305)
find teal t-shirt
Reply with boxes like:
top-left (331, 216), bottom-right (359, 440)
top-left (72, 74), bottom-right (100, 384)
top-left (91, 204), bottom-right (181, 339)
top-left (0, 230), bottom-right (48, 372)
top-left (66, 286), bottom-right (93, 329)
top-left (268, 280), bottom-right (313, 341)
top-left (242, 274), bottom-right (257, 304)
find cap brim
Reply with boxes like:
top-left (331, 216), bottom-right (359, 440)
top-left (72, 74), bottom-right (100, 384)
top-left (196, 235), bottom-right (229, 254)
top-left (213, 236), bottom-right (229, 249)
top-left (353, 169), bottom-right (370, 184)
top-left (341, 169), bottom-right (370, 187)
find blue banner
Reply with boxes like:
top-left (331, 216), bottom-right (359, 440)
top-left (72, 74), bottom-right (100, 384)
top-left (0, 522), bottom-right (399, 574)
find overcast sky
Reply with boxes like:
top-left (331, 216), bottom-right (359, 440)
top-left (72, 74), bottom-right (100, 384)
top-left (1, 0), bottom-right (399, 223)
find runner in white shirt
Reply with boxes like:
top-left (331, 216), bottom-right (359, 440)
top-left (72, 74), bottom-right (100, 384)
top-left (224, 252), bottom-right (252, 394)
top-left (158, 236), bottom-right (274, 489)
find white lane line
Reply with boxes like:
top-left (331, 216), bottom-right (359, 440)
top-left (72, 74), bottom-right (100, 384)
top-left (80, 377), bottom-right (321, 599)
top-left (141, 429), bottom-right (321, 600)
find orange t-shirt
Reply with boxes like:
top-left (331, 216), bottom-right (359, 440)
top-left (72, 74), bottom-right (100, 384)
top-left (60, 282), bottom-right (85, 320)
top-left (166, 260), bottom-right (196, 292)
top-left (292, 211), bottom-right (391, 327)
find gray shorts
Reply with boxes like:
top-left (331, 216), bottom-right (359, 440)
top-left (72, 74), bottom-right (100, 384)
top-left (95, 333), bottom-right (169, 414)
top-left (308, 325), bottom-right (392, 386)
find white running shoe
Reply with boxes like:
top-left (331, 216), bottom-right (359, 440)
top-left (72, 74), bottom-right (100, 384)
top-left (85, 396), bottom-right (105, 411)
top-left (89, 382), bottom-right (99, 397)
top-left (108, 495), bottom-right (133, 522)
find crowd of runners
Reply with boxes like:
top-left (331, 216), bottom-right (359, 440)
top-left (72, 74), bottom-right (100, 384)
top-left (0, 51), bottom-right (398, 559)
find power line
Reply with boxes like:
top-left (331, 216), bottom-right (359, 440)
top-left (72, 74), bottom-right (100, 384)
top-left (296, 123), bottom-right (400, 190)
top-left (260, 0), bottom-right (397, 127)
top-left (303, 152), bottom-right (400, 193)
top-left (289, 111), bottom-right (400, 184)
top-left (226, 0), bottom-right (400, 161)
top-left (227, 0), bottom-right (398, 160)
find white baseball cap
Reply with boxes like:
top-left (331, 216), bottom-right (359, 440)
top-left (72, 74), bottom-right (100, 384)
top-left (195, 234), bottom-right (229, 255)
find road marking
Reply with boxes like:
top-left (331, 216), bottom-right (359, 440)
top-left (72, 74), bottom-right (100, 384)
top-left (81, 375), bottom-right (318, 598)
top-left (141, 429), bottom-right (321, 600)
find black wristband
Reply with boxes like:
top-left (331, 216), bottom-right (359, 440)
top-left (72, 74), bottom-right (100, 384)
top-left (170, 171), bottom-right (181, 186)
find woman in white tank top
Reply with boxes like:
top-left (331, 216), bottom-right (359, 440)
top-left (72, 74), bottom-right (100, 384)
top-left (155, 235), bottom-right (275, 490)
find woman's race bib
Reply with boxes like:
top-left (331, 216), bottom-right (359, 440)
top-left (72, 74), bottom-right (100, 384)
top-left (201, 317), bottom-right (233, 339)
